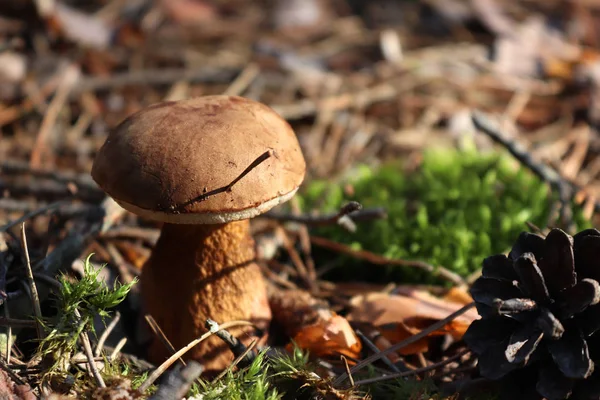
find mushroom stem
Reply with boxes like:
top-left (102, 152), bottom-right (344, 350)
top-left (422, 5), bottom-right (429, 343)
top-left (141, 220), bottom-right (271, 371)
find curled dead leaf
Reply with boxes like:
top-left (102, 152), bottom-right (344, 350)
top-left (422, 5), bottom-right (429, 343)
top-left (270, 288), bottom-right (361, 359)
top-left (348, 289), bottom-right (478, 355)
top-left (287, 313), bottom-right (362, 360)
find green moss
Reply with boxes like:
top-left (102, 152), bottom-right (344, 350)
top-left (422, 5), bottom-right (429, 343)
top-left (37, 254), bottom-right (137, 382)
top-left (193, 351), bottom-right (281, 400)
top-left (298, 148), bottom-right (591, 285)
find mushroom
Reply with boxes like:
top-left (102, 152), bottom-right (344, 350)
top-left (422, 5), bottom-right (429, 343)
top-left (91, 95), bottom-right (306, 370)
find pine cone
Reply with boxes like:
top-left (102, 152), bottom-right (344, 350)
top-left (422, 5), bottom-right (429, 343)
top-left (464, 228), bottom-right (600, 400)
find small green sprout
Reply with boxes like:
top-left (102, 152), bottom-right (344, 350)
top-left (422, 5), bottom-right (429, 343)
top-left (37, 254), bottom-right (137, 380)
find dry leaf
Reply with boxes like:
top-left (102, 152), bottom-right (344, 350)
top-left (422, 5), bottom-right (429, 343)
top-left (287, 313), bottom-right (362, 360)
top-left (159, 0), bottom-right (216, 24)
top-left (347, 289), bottom-right (478, 355)
top-left (492, 17), bottom-right (581, 79)
top-left (443, 286), bottom-right (474, 305)
top-left (270, 288), bottom-right (362, 359)
top-left (47, 2), bottom-right (114, 49)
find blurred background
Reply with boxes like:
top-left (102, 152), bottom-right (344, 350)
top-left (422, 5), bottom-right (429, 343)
top-left (1, 0), bottom-right (600, 178)
top-left (2, 0), bottom-right (600, 397)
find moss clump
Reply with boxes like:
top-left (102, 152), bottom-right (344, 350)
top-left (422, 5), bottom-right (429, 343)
top-left (37, 254), bottom-right (137, 383)
top-left (192, 347), bottom-right (366, 399)
top-left (298, 148), bottom-right (590, 285)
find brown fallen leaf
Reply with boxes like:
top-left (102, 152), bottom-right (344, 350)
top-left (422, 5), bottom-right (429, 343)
top-left (269, 287), bottom-right (362, 360)
top-left (45, 2), bottom-right (114, 49)
top-left (492, 16), bottom-right (581, 79)
top-left (443, 286), bottom-right (474, 305)
top-left (113, 241), bottom-right (150, 270)
top-left (159, 0), bottom-right (217, 25)
top-left (288, 313), bottom-right (362, 360)
top-left (347, 289), bottom-right (478, 355)
top-left (0, 369), bottom-right (35, 400)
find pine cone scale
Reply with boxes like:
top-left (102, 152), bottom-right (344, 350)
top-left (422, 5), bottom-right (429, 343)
top-left (547, 326), bottom-right (594, 380)
top-left (514, 253), bottom-right (550, 301)
top-left (505, 324), bottom-right (543, 364)
top-left (536, 229), bottom-right (576, 296)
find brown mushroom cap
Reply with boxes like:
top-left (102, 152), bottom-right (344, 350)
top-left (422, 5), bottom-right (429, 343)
top-left (91, 95), bottom-right (306, 224)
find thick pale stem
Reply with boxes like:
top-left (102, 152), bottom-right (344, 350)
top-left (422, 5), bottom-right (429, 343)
top-left (141, 220), bottom-right (271, 371)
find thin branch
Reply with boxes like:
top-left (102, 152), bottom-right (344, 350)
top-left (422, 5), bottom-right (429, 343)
top-left (1, 201), bottom-right (68, 233)
top-left (0, 159), bottom-right (98, 189)
top-left (148, 361), bottom-right (205, 400)
top-left (145, 315), bottom-right (186, 367)
top-left (355, 330), bottom-right (401, 374)
top-left (138, 320), bottom-right (256, 393)
top-left (0, 317), bottom-right (37, 328)
top-left (352, 349), bottom-right (471, 386)
top-left (73, 67), bottom-right (240, 94)
top-left (333, 302), bottom-right (476, 385)
top-left (223, 63), bottom-right (260, 96)
top-left (0, 357), bottom-right (26, 386)
top-left (110, 337), bottom-right (127, 360)
top-left (30, 64), bottom-right (80, 168)
top-left (94, 311), bottom-right (121, 357)
top-left (166, 150), bottom-right (274, 213)
top-left (341, 356), bottom-right (355, 387)
top-left (214, 339), bottom-right (258, 382)
top-left (310, 235), bottom-right (465, 286)
top-left (3, 302), bottom-right (11, 365)
top-left (206, 319), bottom-right (256, 370)
top-left (19, 224), bottom-right (43, 339)
top-left (74, 308), bottom-right (106, 388)
top-left (264, 201), bottom-right (387, 232)
top-left (471, 110), bottom-right (597, 231)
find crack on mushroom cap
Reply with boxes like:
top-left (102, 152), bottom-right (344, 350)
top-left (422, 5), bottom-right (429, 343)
top-left (91, 95), bottom-right (306, 216)
top-left (113, 187), bottom-right (299, 224)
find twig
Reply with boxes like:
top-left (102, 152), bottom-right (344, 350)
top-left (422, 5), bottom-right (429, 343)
top-left (145, 315), bottom-right (186, 367)
top-left (148, 361), bottom-right (205, 400)
top-left (73, 67), bottom-right (240, 94)
top-left (471, 110), bottom-right (596, 231)
top-left (352, 349), bottom-right (471, 386)
top-left (1, 159), bottom-right (98, 189)
top-left (341, 355), bottom-right (355, 387)
top-left (223, 63), bottom-right (260, 96)
top-left (270, 83), bottom-right (401, 120)
top-left (3, 302), bottom-right (11, 364)
top-left (0, 317), bottom-right (37, 328)
top-left (264, 202), bottom-right (387, 232)
top-left (355, 330), bottom-right (401, 373)
top-left (74, 308), bottom-right (106, 388)
top-left (206, 319), bottom-right (256, 369)
top-left (106, 242), bottom-right (136, 285)
top-left (0, 200), bottom-right (68, 233)
top-left (110, 337), bottom-right (127, 359)
top-left (30, 64), bottom-right (80, 168)
top-left (333, 302), bottom-right (475, 386)
top-left (102, 344), bottom-right (154, 370)
top-left (138, 320), bottom-right (256, 393)
top-left (213, 339), bottom-right (258, 382)
top-left (100, 226), bottom-right (160, 245)
top-left (276, 227), bottom-right (314, 291)
top-left (0, 177), bottom-right (103, 202)
top-left (0, 200), bottom-right (101, 221)
top-left (19, 224), bottom-right (43, 339)
top-left (94, 311), bottom-right (121, 357)
top-left (310, 235), bottom-right (465, 286)
top-left (167, 149), bottom-right (274, 212)
top-left (0, 356), bottom-right (26, 386)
